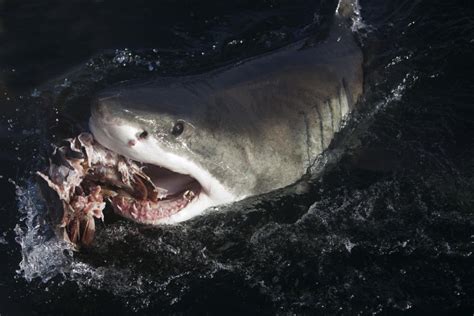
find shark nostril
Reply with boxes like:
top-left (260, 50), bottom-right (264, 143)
top-left (138, 130), bottom-right (149, 140)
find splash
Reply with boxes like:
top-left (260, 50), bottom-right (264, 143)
top-left (13, 178), bottom-right (199, 310)
top-left (14, 180), bottom-right (73, 282)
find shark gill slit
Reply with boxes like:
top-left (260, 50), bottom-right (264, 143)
top-left (313, 104), bottom-right (325, 150)
top-left (327, 99), bottom-right (335, 132)
top-left (300, 111), bottom-right (312, 167)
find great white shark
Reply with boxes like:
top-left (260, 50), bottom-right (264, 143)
top-left (88, 0), bottom-right (363, 225)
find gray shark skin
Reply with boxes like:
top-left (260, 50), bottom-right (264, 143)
top-left (89, 0), bottom-right (363, 223)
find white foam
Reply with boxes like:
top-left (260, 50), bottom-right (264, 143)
top-left (14, 180), bottom-right (74, 282)
top-left (15, 180), bottom-right (152, 301)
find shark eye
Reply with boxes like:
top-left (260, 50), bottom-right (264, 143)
top-left (138, 130), bottom-right (148, 139)
top-left (171, 121), bottom-right (184, 136)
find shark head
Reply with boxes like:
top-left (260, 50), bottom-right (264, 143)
top-left (89, 81), bottom-right (240, 224)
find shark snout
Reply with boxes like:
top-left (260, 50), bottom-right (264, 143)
top-left (90, 96), bottom-right (152, 150)
top-left (90, 96), bottom-right (123, 125)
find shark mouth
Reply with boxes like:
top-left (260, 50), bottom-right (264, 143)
top-left (36, 132), bottom-right (216, 247)
top-left (110, 163), bottom-right (202, 223)
top-left (88, 111), bottom-right (236, 225)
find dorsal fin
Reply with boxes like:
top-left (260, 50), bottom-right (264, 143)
top-left (336, 0), bottom-right (359, 20)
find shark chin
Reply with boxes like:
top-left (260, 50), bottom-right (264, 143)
top-left (89, 114), bottom-right (237, 224)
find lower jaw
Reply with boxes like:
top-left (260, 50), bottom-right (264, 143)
top-left (110, 190), bottom-right (201, 225)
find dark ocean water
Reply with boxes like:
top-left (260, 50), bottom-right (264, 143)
top-left (0, 0), bottom-right (473, 314)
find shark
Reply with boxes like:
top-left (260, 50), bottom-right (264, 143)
top-left (87, 0), bottom-right (363, 225)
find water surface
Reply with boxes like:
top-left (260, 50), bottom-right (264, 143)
top-left (0, 0), bottom-right (473, 314)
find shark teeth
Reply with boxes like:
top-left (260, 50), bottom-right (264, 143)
top-left (131, 204), bottom-right (139, 219)
top-left (183, 190), bottom-right (195, 201)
